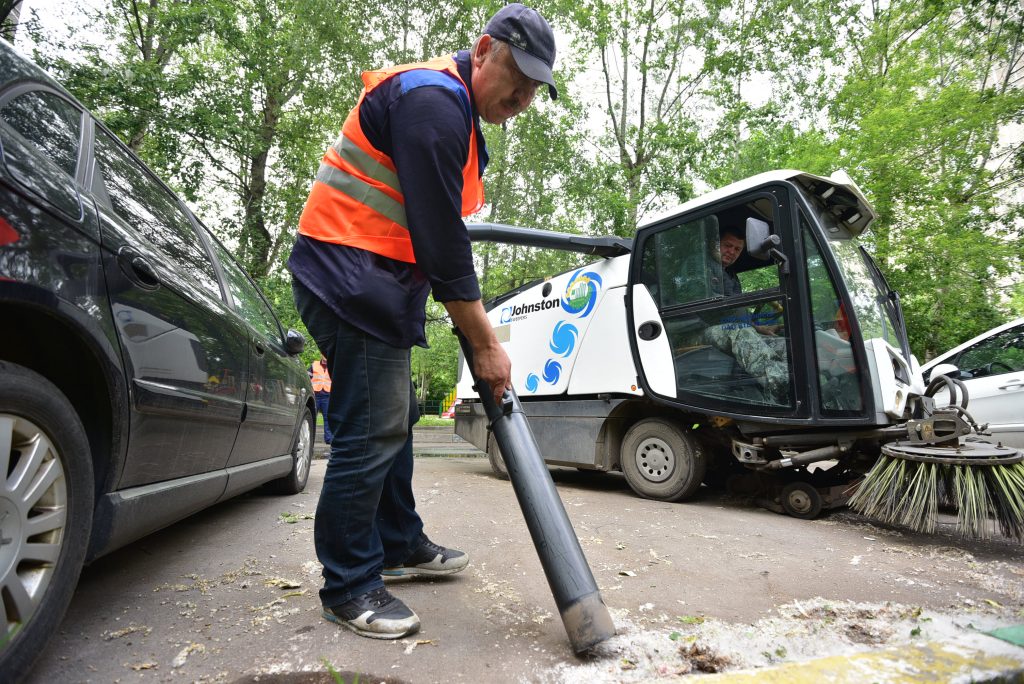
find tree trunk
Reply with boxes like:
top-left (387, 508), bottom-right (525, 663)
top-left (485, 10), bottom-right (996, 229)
top-left (0, 0), bottom-right (22, 43)
top-left (242, 93), bottom-right (282, 277)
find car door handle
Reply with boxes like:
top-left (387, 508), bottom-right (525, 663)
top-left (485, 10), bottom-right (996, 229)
top-left (998, 381), bottom-right (1023, 391)
top-left (116, 246), bottom-right (160, 290)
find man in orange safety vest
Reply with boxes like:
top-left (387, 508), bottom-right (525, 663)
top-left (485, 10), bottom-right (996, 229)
top-left (308, 354), bottom-right (333, 445)
top-left (288, 4), bottom-right (558, 640)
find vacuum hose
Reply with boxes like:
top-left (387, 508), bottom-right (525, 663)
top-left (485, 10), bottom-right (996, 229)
top-left (457, 331), bottom-right (616, 653)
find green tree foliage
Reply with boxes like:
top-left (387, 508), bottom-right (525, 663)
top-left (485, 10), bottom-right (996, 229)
top-left (22, 0), bottom-right (1022, 388)
top-left (702, 0), bottom-right (1023, 358)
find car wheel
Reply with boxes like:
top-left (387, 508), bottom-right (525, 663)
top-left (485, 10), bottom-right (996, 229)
top-left (620, 418), bottom-right (706, 502)
top-left (486, 434), bottom-right (509, 480)
top-left (0, 361), bottom-right (93, 682)
top-left (266, 407), bottom-right (313, 495)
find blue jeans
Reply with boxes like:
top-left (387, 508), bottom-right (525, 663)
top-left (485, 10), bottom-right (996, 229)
top-left (314, 391), bottom-right (333, 444)
top-left (293, 280), bottom-right (423, 608)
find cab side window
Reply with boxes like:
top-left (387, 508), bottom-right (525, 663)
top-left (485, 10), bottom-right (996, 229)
top-left (0, 88), bottom-right (82, 217)
top-left (638, 202), bottom-right (793, 409)
top-left (92, 128), bottom-right (221, 299)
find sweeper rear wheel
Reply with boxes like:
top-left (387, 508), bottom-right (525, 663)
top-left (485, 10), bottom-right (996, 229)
top-left (620, 418), bottom-right (706, 502)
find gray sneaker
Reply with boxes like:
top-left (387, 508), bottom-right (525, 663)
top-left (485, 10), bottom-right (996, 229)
top-left (382, 534), bottom-right (469, 578)
top-left (322, 587), bottom-right (420, 639)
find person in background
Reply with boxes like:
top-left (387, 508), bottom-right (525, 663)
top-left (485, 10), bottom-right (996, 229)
top-left (308, 354), bottom-right (333, 445)
top-left (288, 4), bottom-right (558, 640)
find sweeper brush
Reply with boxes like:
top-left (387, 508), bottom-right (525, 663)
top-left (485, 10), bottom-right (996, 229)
top-left (849, 375), bottom-right (1024, 540)
top-left (848, 441), bottom-right (1024, 540)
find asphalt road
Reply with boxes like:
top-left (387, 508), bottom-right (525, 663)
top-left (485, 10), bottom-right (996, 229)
top-left (27, 431), bottom-right (1024, 683)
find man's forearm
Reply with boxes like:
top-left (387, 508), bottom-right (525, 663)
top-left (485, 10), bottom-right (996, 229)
top-left (444, 299), bottom-right (511, 402)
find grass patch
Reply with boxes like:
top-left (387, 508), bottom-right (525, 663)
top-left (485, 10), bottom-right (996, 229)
top-left (415, 416), bottom-right (455, 427)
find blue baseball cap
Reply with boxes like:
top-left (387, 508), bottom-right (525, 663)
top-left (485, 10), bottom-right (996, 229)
top-left (484, 3), bottom-right (558, 99)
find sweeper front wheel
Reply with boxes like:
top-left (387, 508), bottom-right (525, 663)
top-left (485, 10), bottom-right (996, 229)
top-left (620, 418), bottom-right (706, 502)
top-left (780, 481), bottom-right (823, 519)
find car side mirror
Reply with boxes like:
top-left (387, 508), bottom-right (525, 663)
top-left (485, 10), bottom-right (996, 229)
top-left (746, 217), bottom-right (789, 274)
top-left (927, 362), bottom-right (960, 382)
top-left (285, 329), bottom-right (305, 355)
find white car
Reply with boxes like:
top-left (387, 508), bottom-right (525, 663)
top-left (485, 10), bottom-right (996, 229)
top-left (921, 318), bottom-right (1024, 449)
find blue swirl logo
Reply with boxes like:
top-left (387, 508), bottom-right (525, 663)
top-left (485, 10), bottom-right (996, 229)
top-left (549, 321), bottom-right (578, 357)
top-left (525, 374), bottom-right (539, 392)
top-left (562, 270), bottom-right (602, 318)
top-left (542, 360), bottom-right (562, 384)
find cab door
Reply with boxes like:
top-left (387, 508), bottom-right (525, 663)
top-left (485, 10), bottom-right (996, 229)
top-left (626, 186), bottom-right (805, 420)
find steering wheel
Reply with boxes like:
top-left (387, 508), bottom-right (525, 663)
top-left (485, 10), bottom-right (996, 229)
top-left (983, 360), bottom-right (1014, 375)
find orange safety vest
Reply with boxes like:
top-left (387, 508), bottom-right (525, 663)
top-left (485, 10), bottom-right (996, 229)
top-left (311, 362), bottom-right (332, 393)
top-left (298, 56), bottom-right (485, 263)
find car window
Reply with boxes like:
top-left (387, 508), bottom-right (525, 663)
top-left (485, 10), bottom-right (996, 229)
top-left (956, 325), bottom-right (1024, 377)
top-left (0, 89), bottom-right (80, 175)
top-left (0, 88), bottom-right (82, 217)
top-left (211, 238), bottom-right (282, 342)
top-left (92, 128), bottom-right (221, 299)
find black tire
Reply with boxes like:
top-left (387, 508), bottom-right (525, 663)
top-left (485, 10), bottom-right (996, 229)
top-left (486, 434), bottom-right (509, 480)
top-left (266, 407), bottom-right (314, 495)
top-left (780, 482), bottom-right (823, 519)
top-left (0, 361), bottom-right (93, 682)
top-left (620, 418), bottom-right (706, 502)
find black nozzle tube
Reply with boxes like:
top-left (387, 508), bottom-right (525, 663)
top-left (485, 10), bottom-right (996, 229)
top-left (457, 331), bottom-right (616, 653)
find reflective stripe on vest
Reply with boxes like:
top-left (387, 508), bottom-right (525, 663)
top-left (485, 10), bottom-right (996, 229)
top-left (311, 363), bottom-right (332, 393)
top-left (298, 56), bottom-right (484, 263)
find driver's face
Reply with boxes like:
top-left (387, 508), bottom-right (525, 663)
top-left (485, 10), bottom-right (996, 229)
top-left (719, 234), bottom-right (745, 267)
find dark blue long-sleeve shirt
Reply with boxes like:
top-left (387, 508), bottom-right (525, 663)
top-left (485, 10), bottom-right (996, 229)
top-left (288, 50), bottom-right (487, 348)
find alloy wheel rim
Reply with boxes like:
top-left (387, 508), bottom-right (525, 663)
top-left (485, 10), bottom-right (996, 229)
top-left (295, 419), bottom-right (311, 484)
top-left (0, 415), bottom-right (68, 640)
top-left (634, 436), bottom-right (675, 483)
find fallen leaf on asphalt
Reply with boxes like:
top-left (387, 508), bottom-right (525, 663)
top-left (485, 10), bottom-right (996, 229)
top-left (615, 542), bottom-right (626, 550)
top-left (172, 642), bottom-right (206, 668)
top-left (618, 570), bottom-right (636, 577)
top-left (103, 625), bottom-right (152, 640)
top-left (281, 590), bottom-right (307, 599)
top-left (279, 511), bottom-right (315, 523)
top-left (264, 577), bottom-right (302, 589)
top-left (983, 599), bottom-right (1003, 608)
top-left (678, 615), bottom-right (706, 625)
top-left (126, 662), bottom-right (158, 671)
top-left (649, 549), bottom-right (672, 564)
top-left (620, 658), bottom-right (637, 670)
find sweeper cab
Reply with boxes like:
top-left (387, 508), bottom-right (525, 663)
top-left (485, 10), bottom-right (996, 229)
top-left (455, 169), bottom-right (1022, 537)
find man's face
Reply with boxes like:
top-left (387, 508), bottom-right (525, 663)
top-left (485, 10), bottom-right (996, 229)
top-left (718, 233), bottom-right (745, 268)
top-left (472, 35), bottom-right (541, 125)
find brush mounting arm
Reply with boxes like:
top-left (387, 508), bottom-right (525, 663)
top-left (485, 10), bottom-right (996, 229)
top-left (466, 222), bottom-right (632, 257)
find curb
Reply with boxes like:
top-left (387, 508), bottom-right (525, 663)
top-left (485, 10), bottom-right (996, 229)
top-left (681, 632), bottom-right (1024, 683)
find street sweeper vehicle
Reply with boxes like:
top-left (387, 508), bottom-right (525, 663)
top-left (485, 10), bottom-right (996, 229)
top-left (454, 169), bottom-right (1024, 541)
